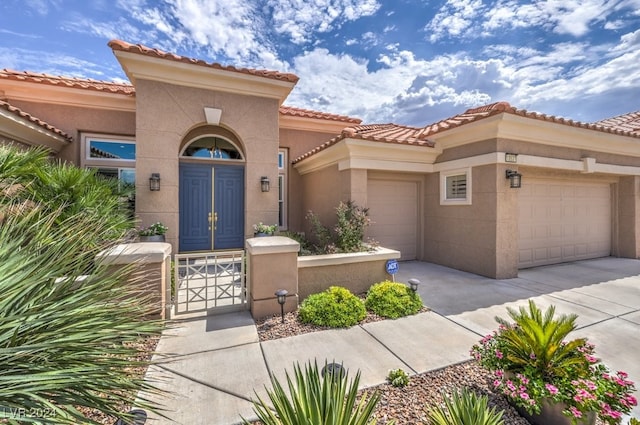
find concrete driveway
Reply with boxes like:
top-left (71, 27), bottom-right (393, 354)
top-left (397, 256), bottom-right (640, 419)
top-left (147, 257), bottom-right (640, 424)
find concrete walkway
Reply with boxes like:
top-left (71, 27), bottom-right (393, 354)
top-left (145, 257), bottom-right (640, 424)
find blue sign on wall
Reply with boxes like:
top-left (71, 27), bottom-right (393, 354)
top-left (386, 259), bottom-right (399, 275)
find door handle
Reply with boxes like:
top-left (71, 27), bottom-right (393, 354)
top-left (214, 212), bottom-right (218, 230)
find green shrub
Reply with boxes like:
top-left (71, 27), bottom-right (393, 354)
top-left (334, 200), bottom-right (371, 253)
top-left (299, 286), bottom-right (366, 328)
top-left (426, 388), bottom-right (504, 425)
top-left (244, 361), bottom-right (386, 425)
top-left (387, 368), bottom-right (410, 387)
top-left (365, 281), bottom-right (423, 319)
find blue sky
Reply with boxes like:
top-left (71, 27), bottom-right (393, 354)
top-left (0, 0), bottom-right (639, 127)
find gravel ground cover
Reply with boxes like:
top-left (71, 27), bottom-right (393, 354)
top-left (254, 310), bottom-right (607, 425)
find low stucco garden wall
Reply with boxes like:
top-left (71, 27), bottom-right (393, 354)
top-left (297, 247), bottom-right (401, 300)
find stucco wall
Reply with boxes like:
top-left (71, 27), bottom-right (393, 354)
top-left (279, 128), bottom-right (342, 231)
top-left (423, 164), bottom-right (518, 278)
top-left (298, 259), bottom-right (391, 300)
top-left (299, 164), bottom-right (343, 242)
top-left (134, 79), bottom-right (281, 252)
top-left (7, 100), bottom-right (135, 164)
top-left (615, 176), bottom-right (640, 258)
top-left (438, 138), bottom-right (640, 167)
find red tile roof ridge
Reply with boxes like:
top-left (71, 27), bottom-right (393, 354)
top-left (420, 102), bottom-right (640, 139)
top-left (0, 69), bottom-right (135, 95)
top-left (108, 39), bottom-right (299, 84)
top-left (593, 110), bottom-right (640, 135)
top-left (0, 99), bottom-right (73, 142)
top-left (292, 123), bottom-right (436, 164)
top-left (279, 105), bottom-right (361, 123)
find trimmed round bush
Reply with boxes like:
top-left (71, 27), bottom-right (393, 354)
top-left (365, 280), bottom-right (423, 319)
top-left (299, 286), bottom-right (366, 328)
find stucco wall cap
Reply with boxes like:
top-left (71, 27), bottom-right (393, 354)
top-left (246, 236), bottom-right (300, 255)
top-left (297, 247), bottom-right (401, 268)
top-left (97, 242), bottom-right (172, 265)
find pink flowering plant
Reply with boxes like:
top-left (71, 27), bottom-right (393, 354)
top-left (470, 300), bottom-right (637, 424)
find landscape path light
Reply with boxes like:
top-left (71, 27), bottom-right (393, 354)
top-left (275, 289), bottom-right (288, 323)
top-left (408, 278), bottom-right (420, 293)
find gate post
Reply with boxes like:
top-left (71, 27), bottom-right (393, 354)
top-left (97, 242), bottom-right (172, 319)
top-left (246, 236), bottom-right (300, 319)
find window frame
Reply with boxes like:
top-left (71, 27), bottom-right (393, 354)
top-left (81, 133), bottom-right (136, 169)
top-left (440, 168), bottom-right (472, 205)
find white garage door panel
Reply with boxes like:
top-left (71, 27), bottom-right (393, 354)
top-left (519, 180), bottom-right (611, 268)
top-left (367, 180), bottom-right (418, 260)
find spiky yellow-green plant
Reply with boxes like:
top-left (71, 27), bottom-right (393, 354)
top-left (426, 388), bottom-right (504, 425)
top-left (244, 361), bottom-right (390, 425)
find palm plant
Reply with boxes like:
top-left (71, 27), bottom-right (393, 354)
top-left (495, 300), bottom-right (589, 379)
top-left (0, 145), bottom-right (133, 246)
top-left (426, 388), bottom-right (504, 425)
top-left (244, 361), bottom-right (388, 425)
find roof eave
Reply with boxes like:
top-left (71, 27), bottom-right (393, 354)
top-left (294, 138), bottom-right (441, 175)
top-left (112, 50), bottom-right (297, 105)
top-left (0, 108), bottom-right (71, 153)
top-left (0, 78), bottom-right (136, 112)
top-left (279, 114), bottom-right (353, 133)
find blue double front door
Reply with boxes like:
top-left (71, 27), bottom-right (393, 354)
top-left (179, 163), bottom-right (245, 252)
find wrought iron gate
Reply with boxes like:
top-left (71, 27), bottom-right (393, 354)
top-left (173, 250), bottom-right (247, 317)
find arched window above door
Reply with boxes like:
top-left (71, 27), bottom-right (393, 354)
top-left (181, 136), bottom-right (243, 160)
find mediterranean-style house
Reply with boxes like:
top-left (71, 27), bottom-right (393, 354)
top-left (1, 40), bottom-right (639, 279)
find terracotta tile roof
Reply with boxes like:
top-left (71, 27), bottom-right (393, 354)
top-left (279, 105), bottom-right (361, 123)
top-left (419, 101), bottom-right (640, 139)
top-left (293, 101), bottom-right (640, 164)
top-left (292, 123), bottom-right (436, 163)
top-left (0, 100), bottom-right (73, 142)
top-left (0, 69), bottom-right (135, 95)
top-left (108, 39), bottom-right (299, 84)
top-left (593, 110), bottom-right (640, 135)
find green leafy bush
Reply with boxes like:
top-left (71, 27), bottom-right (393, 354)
top-left (387, 369), bottom-right (410, 387)
top-left (426, 388), bottom-right (504, 425)
top-left (299, 286), bottom-right (366, 328)
top-left (365, 281), bottom-right (423, 319)
top-left (304, 201), bottom-right (374, 255)
top-left (334, 200), bottom-right (371, 253)
top-left (244, 361), bottom-right (386, 425)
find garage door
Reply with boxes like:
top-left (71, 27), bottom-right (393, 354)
top-left (518, 179), bottom-right (611, 268)
top-left (367, 179), bottom-right (418, 260)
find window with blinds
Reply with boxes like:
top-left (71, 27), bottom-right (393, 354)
top-left (446, 174), bottom-right (467, 199)
top-left (440, 168), bottom-right (472, 205)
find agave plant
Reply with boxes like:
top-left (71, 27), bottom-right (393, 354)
top-left (426, 388), bottom-right (504, 425)
top-left (0, 202), bottom-right (164, 424)
top-left (495, 300), bottom-right (589, 379)
top-left (245, 361), bottom-right (388, 425)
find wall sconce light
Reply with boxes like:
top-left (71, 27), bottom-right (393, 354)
top-left (149, 173), bottom-right (161, 191)
top-left (408, 278), bottom-right (420, 292)
top-left (506, 169), bottom-right (522, 189)
top-left (261, 176), bottom-right (270, 192)
top-left (275, 289), bottom-right (288, 323)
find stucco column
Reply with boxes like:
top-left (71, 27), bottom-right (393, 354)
top-left (617, 176), bottom-right (640, 258)
top-left (97, 242), bottom-right (172, 319)
top-left (246, 236), bottom-right (300, 319)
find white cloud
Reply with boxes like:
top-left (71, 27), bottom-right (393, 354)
top-left (425, 0), bottom-right (485, 42)
top-left (483, 0), bottom-right (616, 37)
top-left (267, 0), bottom-right (381, 44)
